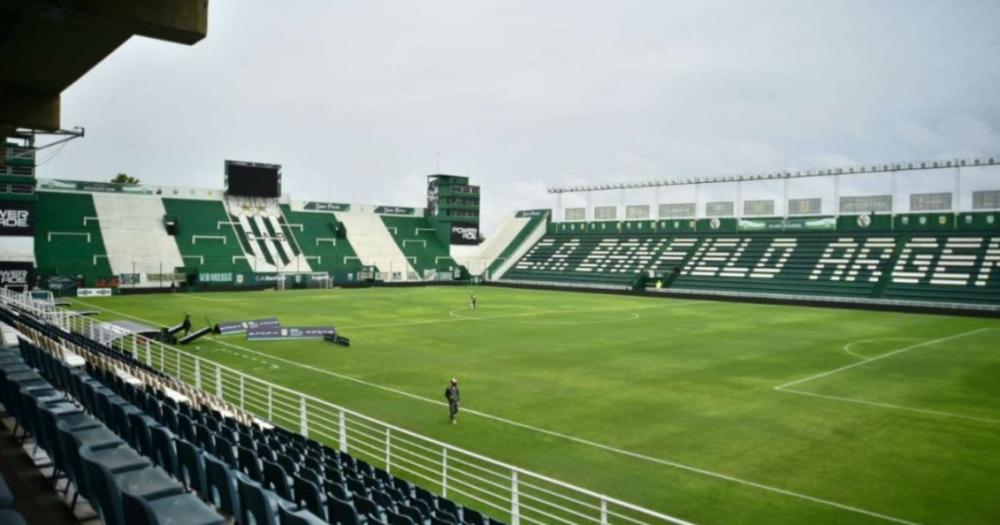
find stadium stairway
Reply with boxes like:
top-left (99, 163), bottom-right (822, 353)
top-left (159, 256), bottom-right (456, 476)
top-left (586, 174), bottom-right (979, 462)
top-left (336, 206), bottom-right (417, 281)
top-left (35, 192), bottom-right (113, 287)
top-left (379, 215), bottom-right (456, 278)
top-left (0, 304), bottom-right (504, 525)
top-left (91, 193), bottom-right (185, 286)
top-left (226, 197), bottom-right (313, 273)
top-left (160, 198), bottom-right (254, 274)
top-left (484, 211), bottom-right (552, 280)
top-left (279, 204), bottom-right (365, 282)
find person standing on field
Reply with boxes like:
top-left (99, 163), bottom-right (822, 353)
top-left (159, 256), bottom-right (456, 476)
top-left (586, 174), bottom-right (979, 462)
top-left (470, 293), bottom-right (477, 310)
top-left (445, 378), bottom-right (461, 424)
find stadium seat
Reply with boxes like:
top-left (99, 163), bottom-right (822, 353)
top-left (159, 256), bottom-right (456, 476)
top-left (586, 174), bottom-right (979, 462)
top-left (0, 474), bottom-right (12, 508)
top-left (175, 438), bottom-right (207, 494)
top-left (239, 445), bottom-right (264, 482)
top-left (0, 510), bottom-right (27, 525)
top-left (150, 425), bottom-right (179, 477)
top-left (387, 508), bottom-right (415, 525)
top-left (121, 487), bottom-right (224, 525)
top-left (292, 472), bottom-right (326, 520)
top-left (327, 494), bottom-right (365, 525)
top-left (237, 473), bottom-right (281, 525)
top-left (204, 453), bottom-right (241, 516)
top-left (263, 458), bottom-right (294, 500)
top-left (278, 501), bottom-right (329, 525)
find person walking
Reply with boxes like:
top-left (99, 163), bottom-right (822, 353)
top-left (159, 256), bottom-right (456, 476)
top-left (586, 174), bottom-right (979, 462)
top-left (445, 378), bottom-right (461, 424)
top-left (181, 314), bottom-right (192, 336)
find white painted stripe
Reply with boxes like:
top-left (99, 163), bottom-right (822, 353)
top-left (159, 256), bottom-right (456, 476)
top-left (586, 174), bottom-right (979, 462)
top-left (780, 388), bottom-right (1000, 425)
top-left (775, 328), bottom-right (989, 390)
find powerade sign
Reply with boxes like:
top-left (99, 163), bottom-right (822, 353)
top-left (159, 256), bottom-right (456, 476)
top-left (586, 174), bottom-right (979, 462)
top-left (216, 317), bottom-right (280, 335)
top-left (0, 262), bottom-right (34, 288)
top-left (247, 325), bottom-right (335, 341)
top-left (0, 201), bottom-right (33, 236)
top-left (450, 222), bottom-right (479, 245)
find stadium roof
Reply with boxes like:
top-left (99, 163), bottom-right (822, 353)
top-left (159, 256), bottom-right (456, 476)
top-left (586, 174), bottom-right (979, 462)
top-left (0, 0), bottom-right (208, 137)
top-left (546, 155), bottom-right (1000, 194)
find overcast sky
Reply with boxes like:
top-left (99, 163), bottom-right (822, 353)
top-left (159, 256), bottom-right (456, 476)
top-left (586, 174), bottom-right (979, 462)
top-left (40, 0), bottom-right (1000, 231)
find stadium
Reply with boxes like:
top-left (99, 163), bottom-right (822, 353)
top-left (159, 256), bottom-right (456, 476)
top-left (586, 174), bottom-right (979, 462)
top-left (0, 2), bottom-right (998, 525)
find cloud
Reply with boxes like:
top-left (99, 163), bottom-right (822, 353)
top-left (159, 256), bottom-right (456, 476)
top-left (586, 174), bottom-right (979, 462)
top-left (41, 0), bottom-right (1000, 232)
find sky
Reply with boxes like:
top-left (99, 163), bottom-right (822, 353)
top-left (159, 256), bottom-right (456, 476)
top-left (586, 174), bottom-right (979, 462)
top-left (40, 0), bottom-right (1000, 232)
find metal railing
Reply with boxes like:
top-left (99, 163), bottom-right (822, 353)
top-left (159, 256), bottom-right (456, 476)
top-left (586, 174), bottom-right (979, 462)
top-left (1, 289), bottom-right (693, 525)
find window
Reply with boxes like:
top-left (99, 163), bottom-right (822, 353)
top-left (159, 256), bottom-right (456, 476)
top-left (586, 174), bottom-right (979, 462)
top-left (910, 192), bottom-right (952, 211)
top-left (594, 206), bottom-right (617, 220)
top-left (564, 207), bottom-right (586, 221)
top-left (840, 195), bottom-right (892, 213)
top-left (705, 201), bottom-right (734, 217)
top-left (787, 198), bottom-right (821, 215)
top-left (625, 205), bottom-right (650, 219)
top-left (743, 199), bottom-right (775, 216)
top-left (973, 190), bottom-right (1000, 210)
top-left (659, 203), bottom-right (696, 218)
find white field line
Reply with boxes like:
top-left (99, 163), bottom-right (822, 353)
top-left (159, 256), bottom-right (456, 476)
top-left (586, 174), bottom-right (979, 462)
top-left (775, 328), bottom-right (990, 391)
top-left (73, 298), bottom-right (924, 524)
top-left (841, 338), bottom-right (919, 360)
top-left (780, 388), bottom-right (1000, 425)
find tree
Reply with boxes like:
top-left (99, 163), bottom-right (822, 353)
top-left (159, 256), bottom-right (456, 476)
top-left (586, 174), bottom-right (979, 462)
top-left (111, 173), bottom-right (140, 185)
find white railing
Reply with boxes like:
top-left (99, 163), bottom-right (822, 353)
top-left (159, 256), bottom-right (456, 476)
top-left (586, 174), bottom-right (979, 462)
top-left (0, 289), bottom-right (693, 525)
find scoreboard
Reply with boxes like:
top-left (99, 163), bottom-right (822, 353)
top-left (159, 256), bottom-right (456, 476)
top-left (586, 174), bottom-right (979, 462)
top-left (225, 160), bottom-right (281, 198)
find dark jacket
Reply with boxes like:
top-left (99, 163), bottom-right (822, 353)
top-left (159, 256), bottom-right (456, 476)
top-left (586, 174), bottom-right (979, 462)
top-left (445, 385), bottom-right (460, 403)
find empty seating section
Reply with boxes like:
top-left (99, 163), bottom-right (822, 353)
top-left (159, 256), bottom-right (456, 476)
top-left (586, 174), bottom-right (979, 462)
top-left (379, 216), bottom-right (454, 277)
top-left (503, 226), bottom-right (1000, 305)
top-left (34, 192), bottom-right (113, 286)
top-left (280, 205), bottom-right (365, 280)
top-left (882, 236), bottom-right (1000, 304)
top-left (335, 207), bottom-right (415, 280)
top-left (0, 305), bottom-right (502, 525)
top-left (225, 197), bottom-right (315, 272)
top-left (160, 199), bottom-right (253, 274)
top-left (485, 212), bottom-right (548, 279)
top-left (90, 193), bottom-right (186, 283)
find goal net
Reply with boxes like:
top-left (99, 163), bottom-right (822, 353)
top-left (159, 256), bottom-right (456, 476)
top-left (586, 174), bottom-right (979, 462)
top-left (276, 272), bottom-right (333, 290)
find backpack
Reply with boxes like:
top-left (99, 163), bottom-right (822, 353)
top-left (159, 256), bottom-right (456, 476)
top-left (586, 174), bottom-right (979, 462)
top-left (444, 388), bottom-right (450, 400)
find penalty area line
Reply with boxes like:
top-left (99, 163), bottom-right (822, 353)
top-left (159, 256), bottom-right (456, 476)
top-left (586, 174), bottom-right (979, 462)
top-left (776, 327), bottom-right (990, 391)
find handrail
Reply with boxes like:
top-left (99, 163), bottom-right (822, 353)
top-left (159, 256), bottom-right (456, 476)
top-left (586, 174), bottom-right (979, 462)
top-left (0, 288), bottom-right (694, 525)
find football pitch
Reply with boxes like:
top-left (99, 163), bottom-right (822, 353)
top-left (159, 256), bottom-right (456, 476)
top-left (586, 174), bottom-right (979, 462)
top-left (71, 286), bottom-right (1000, 525)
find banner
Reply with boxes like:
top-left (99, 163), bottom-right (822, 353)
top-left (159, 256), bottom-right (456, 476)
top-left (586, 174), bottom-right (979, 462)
top-left (303, 201), bottom-right (351, 212)
top-left (785, 216), bottom-right (836, 231)
top-left (374, 205), bottom-right (415, 216)
top-left (216, 317), bottom-right (280, 335)
top-left (0, 200), bottom-right (34, 236)
top-left (738, 218), bottom-right (784, 231)
top-left (199, 272), bottom-right (234, 284)
top-left (738, 216), bottom-right (836, 232)
top-left (38, 179), bottom-right (153, 194)
top-left (77, 288), bottom-right (112, 297)
top-left (450, 222), bottom-right (480, 245)
top-left (0, 262), bottom-right (34, 288)
top-left (516, 209), bottom-right (549, 218)
top-left (247, 325), bottom-right (335, 340)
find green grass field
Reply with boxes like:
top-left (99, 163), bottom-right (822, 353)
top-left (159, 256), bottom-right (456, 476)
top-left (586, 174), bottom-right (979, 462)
top-left (71, 286), bottom-right (1000, 525)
